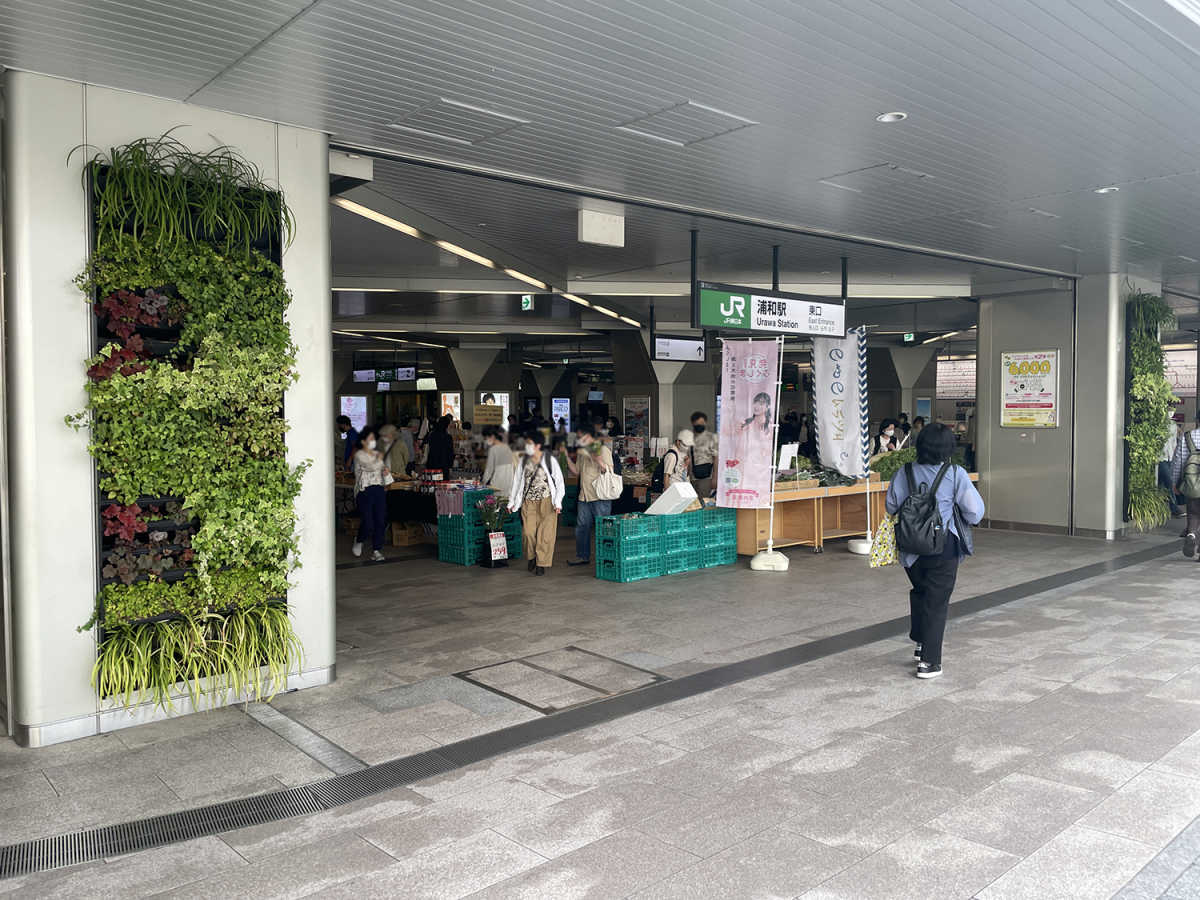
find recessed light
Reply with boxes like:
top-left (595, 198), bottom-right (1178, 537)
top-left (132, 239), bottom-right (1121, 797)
top-left (1094, 186), bottom-right (1120, 194)
top-left (435, 240), bottom-right (495, 269)
top-left (875, 111), bottom-right (908, 123)
top-left (1179, 255), bottom-right (1198, 263)
top-left (1028, 208), bottom-right (1060, 218)
top-left (504, 269), bottom-right (549, 290)
top-left (962, 219), bottom-right (995, 229)
top-left (1059, 244), bottom-right (1084, 253)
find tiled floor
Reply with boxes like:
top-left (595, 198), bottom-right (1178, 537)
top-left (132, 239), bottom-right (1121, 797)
top-left (3, 526), bottom-right (1200, 897)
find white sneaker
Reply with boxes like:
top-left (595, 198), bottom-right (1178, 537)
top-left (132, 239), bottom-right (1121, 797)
top-left (371, 550), bottom-right (385, 562)
top-left (352, 541), bottom-right (363, 557)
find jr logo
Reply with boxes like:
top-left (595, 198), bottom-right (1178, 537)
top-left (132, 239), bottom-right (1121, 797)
top-left (721, 295), bottom-right (746, 318)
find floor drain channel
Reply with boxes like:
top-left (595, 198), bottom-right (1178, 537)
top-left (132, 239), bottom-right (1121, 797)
top-left (0, 539), bottom-right (1178, 880)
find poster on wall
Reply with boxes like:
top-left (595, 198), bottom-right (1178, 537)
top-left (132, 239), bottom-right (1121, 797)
top-left (479, 391), bottom-right (510, 424)
top-left (936, 358), bottom-right (976, 399)
top-left (441, 392), bottom-right (462, 422)
top-left (473, 404), bottom-right (504, 426)
top-left (623, 396), bottom-right (650, 437)
top-left (552, 397), bottom-right (571, 432)
top-left (812, 327), bottom-right (869, 479)
top-left (339, 395), bottom-right (368, 432)
top-left (717, 340), bottom-right (780, 509)
top-left (1001, 350), bottom-right (1059, 428)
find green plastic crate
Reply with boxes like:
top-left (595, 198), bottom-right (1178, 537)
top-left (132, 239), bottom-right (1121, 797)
top-left (438, 540), bottom-right (481, 566)
top-left (597, 514), bottom-right (661, 542)
top-left (662, 528), bottom-right (700, 555)
top-left (595, 553), bottom-right (663, 582)
top-left (700, 544), bottom-right (737, 568)
top-left (701, 522), bottom-right (737, 549)
top-left (664, 548), bottom-right (700, 574)
top-left (660, 509), bottom-right (704, 534)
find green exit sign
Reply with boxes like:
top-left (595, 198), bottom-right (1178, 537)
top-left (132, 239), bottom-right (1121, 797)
top-left (521, 294), bottom-right (534, 311)
top-left (903, 332), bottom-right (915, 343)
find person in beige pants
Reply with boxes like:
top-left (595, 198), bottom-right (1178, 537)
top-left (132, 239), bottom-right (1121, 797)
top-left (507, 431), bottom-right (565, 576)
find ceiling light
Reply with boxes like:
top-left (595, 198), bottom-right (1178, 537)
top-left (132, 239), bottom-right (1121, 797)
top-left (504, 269), bottom-right (549, 290)
top-left (962, 219), bottom-right (995, 229)
top-left (1179, 255), bottom-right (1199, 263)
top-left (591, 305), bottom-right (620, 319)
top-left (432, 330), bottom-right (501, 334)
top-left (523, 361), bottom-right (543, 368)
top-left (618, 316), bottom-right (642, 327)
top-left (1094, 186), bottom-right (1120, 194)
top-left (434, 240), bottom-right (495, 269)
top-left (875, 111), bottom-right (908, 123)
top-left (1059, 244), bottom-right (1084, 253)
top-left (1028, 208), bottom-right (1060, 218)
top-left (331, 198), bottom-right (422, 238)
top-left (596, 291), bottom-right (689, 297)
top-left (560, 292), bottom-right (591, 308)
top-left (922, 330), bottom-right (962, 344)
top-left (411, 341), bottom-right (446, 349)
top-left (332, 287), bottom-right (400, 292)
top-left (332, 330), bottom-right (365, 337)
top-left (1122, 237), bottom-right (1145, 246)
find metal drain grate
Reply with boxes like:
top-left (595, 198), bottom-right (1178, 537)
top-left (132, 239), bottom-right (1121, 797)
top-left (0, 539), bottom-right (1179, 880)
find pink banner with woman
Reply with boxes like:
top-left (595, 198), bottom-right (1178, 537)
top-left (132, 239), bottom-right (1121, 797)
top-left (718, 339), bottom-right (780, 508)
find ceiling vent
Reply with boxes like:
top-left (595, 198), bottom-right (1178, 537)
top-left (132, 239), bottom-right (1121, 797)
top-left (387, 98), bottom-right (530, 146)
top-left (817, 163), bottom-right (933, 193)
top-left (615, 101), bottom-right (757, 147)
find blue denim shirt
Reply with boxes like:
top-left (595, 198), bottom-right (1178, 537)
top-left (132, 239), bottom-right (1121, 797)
top-left (885, 463), bottom-right (985, 568)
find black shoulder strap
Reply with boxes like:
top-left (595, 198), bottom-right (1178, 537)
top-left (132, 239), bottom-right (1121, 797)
top-left (904, 462), bottom-right (917, 494)
top-left (1188, 431), bottom-right (1198, 456)
top-left (929, 460), bottom-right (953, 495)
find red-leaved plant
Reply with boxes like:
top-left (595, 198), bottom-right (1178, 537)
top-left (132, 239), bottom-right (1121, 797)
top-left (87, 335), bottom-right (148, 380)
top-left (95, 288), bottom-right (176, 339)
top-left (102, 503), bottom-right (148, 542)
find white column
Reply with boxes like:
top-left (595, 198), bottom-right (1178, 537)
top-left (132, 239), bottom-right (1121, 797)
top-left (652, 361), bottom-right (686, 439)
top-left (2, 72), bottom-right (334, 745)
top-left (888, 346), bottom-right (936, 419)
top-left (448, 349), bottom-right (499, 407)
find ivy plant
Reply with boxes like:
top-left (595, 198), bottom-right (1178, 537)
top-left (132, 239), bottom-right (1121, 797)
top-left (1125, 288), bottom-right (1176, 531)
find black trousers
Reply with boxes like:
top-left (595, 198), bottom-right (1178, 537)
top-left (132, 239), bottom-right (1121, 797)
top-left (905, 538), bottom-right (960, 666)
top-left (1187, 499), bottom-right (1200, 545)
top-left (356, 484), bottom-right (387, 551)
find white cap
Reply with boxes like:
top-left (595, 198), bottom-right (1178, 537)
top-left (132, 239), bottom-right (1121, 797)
top-left (676, 429), bottom-right (695, 448)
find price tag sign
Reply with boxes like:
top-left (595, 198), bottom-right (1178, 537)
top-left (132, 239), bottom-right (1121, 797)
top-left (489, 531), bottom-right (508, 561)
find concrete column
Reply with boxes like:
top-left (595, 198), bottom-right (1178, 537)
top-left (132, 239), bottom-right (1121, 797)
top-left (652, 362), bottom-right (686, 439)
top-left (447, 349), bottom-right (499, 400)
top-left (2, 72), bottom-right (334, 745)
top-left (888, 346), bottom-right (936, 420)
top-left (530, 368), bottom-right (564, 425)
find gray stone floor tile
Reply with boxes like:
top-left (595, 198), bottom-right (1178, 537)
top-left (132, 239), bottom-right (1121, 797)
top-left (741, 731), bottom-right (912, 798)
top-left (1149, 667), bottom-right (1200, 706)
top-left (358, 779), bottom-right (561, 859)
top-left (360, 673), bottom-right (531, 716)
top-left (1154, 730), bottom-right (1200, 780)
top-left (1016, 650), bottom-right (1121, 683)
top-left (220, 784), bottom-right (431, 861)
top-left (978, 824), bottom-right (1159, 900)
top-left (864, 697), bottom-right (998, 746)
top-left (800, 826), bottom-right (1018, 900)
top-left (931, 772), bottom-right (1103, 856)
top-left (1078, 769), bottom-right (1200, 849)
top-left (942, 670), bottom-right (1066, 711)
top-left (638, 734), bottom-right (804, 797)
top-left (627, 827), bottom-right (857, 899)
top-left (466, 661), bottom-right (607, 709)
top-left (0, 769), bottom-right (56, 812)
top-left (888, 731), bottom-right (1042, 796)
top-left (782, 772), bottom-right (966, 858)
top-left (1165, 863), bottom-right (1200, 900)
top-left (154, 832), bottom-right (394, 899)
top-left (518, 736), bottom-right (687, 798)
top-left (0, 772), bottom-right (182, 844)
top-left (1020, 731), bottom-right (1151, 792)
top-left (314, 829), bottom-right (546, 899)
top-left (493, 779), bottom-right (693, 858)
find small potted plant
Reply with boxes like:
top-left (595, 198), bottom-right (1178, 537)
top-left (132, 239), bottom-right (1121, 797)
top-left (476, 494), bottom-right (509, 568)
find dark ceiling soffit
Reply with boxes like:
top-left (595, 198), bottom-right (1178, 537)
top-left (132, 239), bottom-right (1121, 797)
top-left (329, 141), bottom-right (1081, 283)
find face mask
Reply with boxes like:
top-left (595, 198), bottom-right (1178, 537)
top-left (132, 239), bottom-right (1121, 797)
top-left (694, 424), bottom-right (706, 434)
top-left (884, 430), bottom-right (894, 438)
top-left (365, 438), bottom-right (376, 450)
top-left (525, 442), bottom-right (535, 455)
top-left (599, 428), bottom-right (609, 436)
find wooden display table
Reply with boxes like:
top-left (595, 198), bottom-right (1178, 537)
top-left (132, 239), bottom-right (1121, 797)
top-left (735, 473), bottom-right (980, 555)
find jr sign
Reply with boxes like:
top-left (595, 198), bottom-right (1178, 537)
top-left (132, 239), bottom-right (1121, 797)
top-left (697, 282), bottom-right (845, 337)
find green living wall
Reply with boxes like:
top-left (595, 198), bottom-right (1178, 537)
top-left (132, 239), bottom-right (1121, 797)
top-left (71, 136), bottom-right (305, 709)
top-left (1125, 288), bottom-right (1176, 532)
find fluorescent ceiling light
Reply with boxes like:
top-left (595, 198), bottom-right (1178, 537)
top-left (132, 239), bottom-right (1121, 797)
top-left (1122, 237), bottom-right (1146, 246)
top-left (1163, 343), bottom-right (1198, 350)
top-left (435, 240), bottom-right (495, 269)
top-left (504, 268), bottom-right (549, 290)
top-left (432, 330), bottom-right (501, 334)
top-left (618, 316), bottom-right (642, 327)
top-left (1028, 208), bottom-right (1060, 218)
top-left (332, 287), bottom-right (399, 292)
top-left (594, 290), bottom-right (689, 297)
top-left (560, 293), bottom-right (591, 307)
top-left (922, 330), bottom-right (962, 344)
top-left (962, 220), bottom-right (995, 229)
top-left (331, 198), bottom-right (421, 237)
top-left (1178, 255), bottom-right (1199, 263)
top-left (332, 330), bottom-right (364, 337)
top-left (523, 361), bottom-right (543, 368)
top-left (1094, 185), bottom-right (1120, 194)
top-left (591, 305), bottom-right (620, 319)
top-left (1059, 244), bottom-right (1084, 253)
top-left (875, 111), bottom-right (908, 123)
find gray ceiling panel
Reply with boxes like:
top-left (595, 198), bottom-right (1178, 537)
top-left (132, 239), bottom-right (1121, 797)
top-left (8, 0), bottom-right (1200, 277)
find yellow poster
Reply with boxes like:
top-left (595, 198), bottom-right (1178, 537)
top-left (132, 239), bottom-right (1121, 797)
top-left (1001, 350), bottom-right (1058, 428)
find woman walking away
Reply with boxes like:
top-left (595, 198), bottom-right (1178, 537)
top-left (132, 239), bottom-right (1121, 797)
top-left (508, 431), bottom-right (565, 576)
top-left (424, 414), bottom-right (455, 474)
top-left (352, 426), bottom-right (391, 562)
top-left (482, 426), bottom-right (515, 497)
top-left (885, 423), bottom-right (984, 679)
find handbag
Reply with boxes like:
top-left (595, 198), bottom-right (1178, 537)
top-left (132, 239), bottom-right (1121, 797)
top-left (870, 513), bottom-right (898, 568)
top-left (594, 468), bottom-right (624, 501)
top-left (952, 467), bottom-right (974, 556)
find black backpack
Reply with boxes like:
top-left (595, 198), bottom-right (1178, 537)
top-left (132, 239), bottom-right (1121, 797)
top-left (650, 449), bottom-right (678, 493)
top-left (895, 462), bottom-right (952, 556)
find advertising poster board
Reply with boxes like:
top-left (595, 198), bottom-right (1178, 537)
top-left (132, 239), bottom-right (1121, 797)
top-left (478, 391), bottom-right (510, 424)
top-left (474, 404), bottom-right (504, 426)
top-left (717, 340), bottom-right (779, 508)
top-left (441, 392), bottom-right (462, 422)
top-left (812, 327), bottom-right (869, 478)
top-left (623, 396), bottom-right (650, 437)
top-left (1001, 350), bottom-right (1059, 428)
top-left (551, 397), bottom-right (571, 432)
top-left (339, 395), bottom-right (368, 432)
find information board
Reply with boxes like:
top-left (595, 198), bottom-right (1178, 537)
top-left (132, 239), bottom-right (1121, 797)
top-left (654, 334), bottom-right (706, 362)
top-left (552, 397), bottom-right (571, 432)
top-left (1001, 349), bottom-right (1059, 428)
top-left (474, 404), bottom-right (504, 426)
top-left (396, 367), bottom-right (416, 381)
top-left (353, 369), bottom-right (375, 382)
top-left (339, 395), bottom-right (368, 431)
top-left (478, 391), bottom-right (510, 424)
top-left (441, 392), bottom-right (462, 422)
top-left (1165, 350), bottom-right (1197, 397)
top-left (936, 358), bottom-right (976, 399)
top-left (696, 281), bottom-right (845, 337)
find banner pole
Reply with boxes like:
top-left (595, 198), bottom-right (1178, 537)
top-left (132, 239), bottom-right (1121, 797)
top-left (765, 335), bottom-right (784, 555)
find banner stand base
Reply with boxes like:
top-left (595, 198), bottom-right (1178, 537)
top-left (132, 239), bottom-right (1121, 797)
top-left (847, 537), bottom-right (872, 555)
top-left (750, 549), bottom-right (790, 572)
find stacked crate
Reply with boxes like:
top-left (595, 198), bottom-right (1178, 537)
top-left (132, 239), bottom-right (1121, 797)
top-left (595, 508), bottom-right (737, 582)
top-left (436, 488), bottom-right (522, 566)
top-left (562, 483), bottom-right (580, 527)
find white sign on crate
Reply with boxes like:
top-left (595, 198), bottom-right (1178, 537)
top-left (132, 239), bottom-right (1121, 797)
top-left (488, 532), bottom-right (509, 561)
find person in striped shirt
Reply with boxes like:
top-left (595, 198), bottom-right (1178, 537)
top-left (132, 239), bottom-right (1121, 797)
top-left (1170, 412), bottom-right (1200, 558)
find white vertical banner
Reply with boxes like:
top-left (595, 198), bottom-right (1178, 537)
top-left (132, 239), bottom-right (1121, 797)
top-left (717, 339), bottom-right (781, 508)
top-left (813, 326), bottom-right (869, 479)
